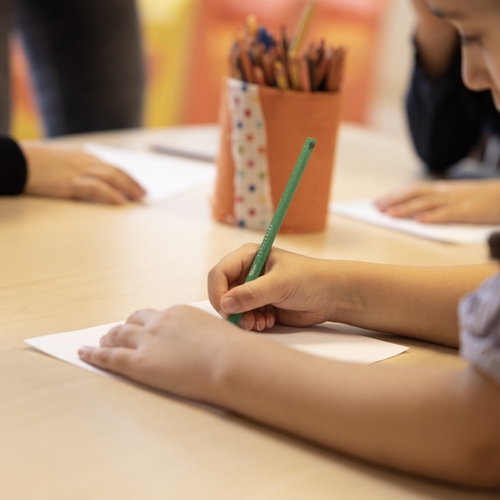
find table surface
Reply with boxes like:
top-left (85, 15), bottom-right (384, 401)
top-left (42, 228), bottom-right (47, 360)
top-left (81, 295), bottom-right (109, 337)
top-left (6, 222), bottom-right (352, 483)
top-left (1, 123), bottom-right (497, 499)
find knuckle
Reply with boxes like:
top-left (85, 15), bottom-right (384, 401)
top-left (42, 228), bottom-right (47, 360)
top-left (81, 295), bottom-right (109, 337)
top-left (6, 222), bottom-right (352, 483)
top-left (106, 328), bottom-right (119, 345)
top-left (94, 348), bottom-right (111, 365)
top-left (207, 266), bottom-right (218, 281)
top-left (239, 284), bottom-right (261, 307)
top-left (242, 242), bottom-right (259, 253)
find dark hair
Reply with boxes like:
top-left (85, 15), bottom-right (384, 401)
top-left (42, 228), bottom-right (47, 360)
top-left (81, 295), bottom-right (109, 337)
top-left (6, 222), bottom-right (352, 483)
top-left (488, 232), bottom-right (500, 261)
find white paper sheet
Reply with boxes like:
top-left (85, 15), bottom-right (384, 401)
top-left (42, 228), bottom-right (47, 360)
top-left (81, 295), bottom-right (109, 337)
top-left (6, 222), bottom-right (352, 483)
top-left (149, 125), bottom-right (220, 163)
top-left (84, 143), bottom-right (216, 204)
top-left (331, 199), bottom-right (500, 244)
top-left (25, 301), bottom-right (408, 379)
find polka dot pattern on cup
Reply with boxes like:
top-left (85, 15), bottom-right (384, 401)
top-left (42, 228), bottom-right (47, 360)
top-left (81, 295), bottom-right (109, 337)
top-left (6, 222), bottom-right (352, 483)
top-left (227, 78), bottom-right (273, 230)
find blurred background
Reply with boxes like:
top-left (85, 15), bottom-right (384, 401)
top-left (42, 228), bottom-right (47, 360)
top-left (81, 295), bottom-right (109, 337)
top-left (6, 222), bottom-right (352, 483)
top-left (9, 0), bottom-right (415, 140)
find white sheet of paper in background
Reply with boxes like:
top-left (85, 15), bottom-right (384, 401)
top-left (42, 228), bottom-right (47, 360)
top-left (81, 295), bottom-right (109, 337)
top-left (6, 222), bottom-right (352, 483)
top-left (331, 200), bottom-right (500, 244)
top-left (150, 125), bottom-right (220, 163)
top-left (84, 143), bottom-right (215, 204)
top-left (25, 301), bottom-right (407, 380)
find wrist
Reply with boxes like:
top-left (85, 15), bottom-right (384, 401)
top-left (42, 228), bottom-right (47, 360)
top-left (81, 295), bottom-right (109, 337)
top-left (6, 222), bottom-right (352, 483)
top-left (209, 331), bottom-right (262, 408)
top-left (322, 260), bottom-right (363, 324)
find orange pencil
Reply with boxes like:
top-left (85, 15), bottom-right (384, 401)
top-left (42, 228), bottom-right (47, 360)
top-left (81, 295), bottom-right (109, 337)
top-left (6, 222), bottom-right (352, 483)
top-left (261, 51), bottom-right (276, 86)
top-left (315, 48), bottom-right (331, 89)
top-left (326, 47), bottom-right (346, 92)
top-left (254, 66), bottom-right (267, 85)
top-left (280, 24), bottom-right (289, 54)
top-left (301, 55), bottom-right (311, 92)
top-left (307, 43), bottom-right (319, 91)
top-left (237, 33), bottom-right (255, 83)
top-left (229, 42), bottom-right (243, 79)
top-left (289, 56), bottom-right (301, 90)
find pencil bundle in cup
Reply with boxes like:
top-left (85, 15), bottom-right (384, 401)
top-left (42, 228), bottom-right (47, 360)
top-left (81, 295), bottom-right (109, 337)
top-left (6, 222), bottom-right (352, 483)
top-left (229, 3), bottom-right (346, 92)
top-left (213, 1), bottom-right (345, 233)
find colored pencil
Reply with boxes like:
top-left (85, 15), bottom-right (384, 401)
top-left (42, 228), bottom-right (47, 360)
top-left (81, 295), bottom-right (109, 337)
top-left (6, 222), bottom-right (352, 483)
top-left (228, 138), bottom-right (317, 326)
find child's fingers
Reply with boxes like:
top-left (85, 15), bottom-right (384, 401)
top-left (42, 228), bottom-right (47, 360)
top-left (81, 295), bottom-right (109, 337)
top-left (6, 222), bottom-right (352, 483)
top-left (384, 194), bottom-right (443, 218)
top-left (415, 205), bottom-right (463, 223)
top-left (78, 346), bottom-right (135, 376)
top-left (126, 308), bottom-right (159, 326)
top-left (88, 163), bottom-right (146, 200)
top-left (239, 310), bottom-right (275, 331)
top-left (100, 323), bottom-right (144, 348)
top-left (219, 273), bottom-right (284, 317)
top-left (208, 243), bottom-right (260, 312)
top-left (72, 176), bottom-right (128, 205)
top-left (375, 184), bottom-right (433, 211)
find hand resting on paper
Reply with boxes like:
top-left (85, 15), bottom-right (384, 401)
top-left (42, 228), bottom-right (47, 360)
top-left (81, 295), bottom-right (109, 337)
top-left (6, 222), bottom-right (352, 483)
top-left (79, 305), bottom-right (255, 404)
top-left (375, 180), bottom-right (500, 224)
top-left (22, 143), bottom-right (146, 204)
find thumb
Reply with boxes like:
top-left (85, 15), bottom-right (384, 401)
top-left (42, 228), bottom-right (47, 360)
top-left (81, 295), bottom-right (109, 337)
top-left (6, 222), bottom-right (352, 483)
top-left (219, 274), bottom-right (281, 315)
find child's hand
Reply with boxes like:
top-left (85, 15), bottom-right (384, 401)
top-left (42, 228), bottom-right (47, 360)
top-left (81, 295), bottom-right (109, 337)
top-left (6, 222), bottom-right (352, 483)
top-left (375, 180), bottom-right (500, 224)
top-left (78, 305), bottom-right (247, 402)
top-left (22, 144), bottom-right (146, 204)
top-left (208, 244), bottom-right (336, 331)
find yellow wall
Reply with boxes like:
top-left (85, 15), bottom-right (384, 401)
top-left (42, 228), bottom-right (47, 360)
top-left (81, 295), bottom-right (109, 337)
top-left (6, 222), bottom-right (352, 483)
top-left (9, 0), bottom-right (199, 140)
top-left (140, 0), bottom-right (198, 127)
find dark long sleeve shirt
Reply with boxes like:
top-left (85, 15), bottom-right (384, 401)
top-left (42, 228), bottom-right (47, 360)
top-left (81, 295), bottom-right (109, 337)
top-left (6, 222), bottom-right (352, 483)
top-left (406, 43), bottom-right (500, 176)
top-left (0, 136), bottom-right (27, 195)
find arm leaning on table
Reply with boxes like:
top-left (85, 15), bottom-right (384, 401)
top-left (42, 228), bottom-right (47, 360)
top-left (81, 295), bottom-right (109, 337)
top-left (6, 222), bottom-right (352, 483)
top-left (406, 0), bottom-right (500, 175)
top-left (79, 244), bottom-right (500, 488)
top-left (374, 0), bottom-right (500, 225)
top-left (0, 136), bottom-right (145, 203)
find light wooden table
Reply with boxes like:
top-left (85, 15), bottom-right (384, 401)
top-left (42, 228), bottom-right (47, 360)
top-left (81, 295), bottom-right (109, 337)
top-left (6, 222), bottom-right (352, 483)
top-left (0, 124), bottom-right (497, 499)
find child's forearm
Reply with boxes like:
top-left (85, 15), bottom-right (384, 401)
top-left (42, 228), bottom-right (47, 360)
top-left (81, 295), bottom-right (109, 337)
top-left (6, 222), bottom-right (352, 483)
top-left (329, 262), bottom-right (497, 347)
top-left (215, 337), bottom-right (500, 487)
top-left (410, 0), bottom-right (459, 78)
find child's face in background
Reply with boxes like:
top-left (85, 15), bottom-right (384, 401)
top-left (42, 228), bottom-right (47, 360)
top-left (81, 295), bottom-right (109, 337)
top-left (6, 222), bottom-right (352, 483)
top-left (427, 0), bottom-right (500, 110)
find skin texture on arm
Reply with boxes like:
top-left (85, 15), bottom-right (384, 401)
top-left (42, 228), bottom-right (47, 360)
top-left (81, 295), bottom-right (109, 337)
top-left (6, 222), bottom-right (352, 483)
top-left (375, 179), bottom-right (500, 224)
top-left (21, 143), bottom-right (145, 204)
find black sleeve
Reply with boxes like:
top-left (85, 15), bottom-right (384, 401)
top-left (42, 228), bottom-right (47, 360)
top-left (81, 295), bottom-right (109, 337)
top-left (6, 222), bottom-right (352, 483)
top-left (0, 136), bottom-right (28, 195)
top-left (406, 42), bottom-right (490, 176)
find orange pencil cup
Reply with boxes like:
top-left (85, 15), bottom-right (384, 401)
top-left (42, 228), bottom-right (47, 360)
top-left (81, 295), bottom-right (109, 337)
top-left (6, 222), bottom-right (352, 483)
top-left (213, 78), bottom-right (343, 233)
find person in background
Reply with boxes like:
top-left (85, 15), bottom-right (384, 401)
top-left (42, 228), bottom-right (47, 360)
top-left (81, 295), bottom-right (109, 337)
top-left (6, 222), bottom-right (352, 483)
top-left (375, 0), bottom-right (500, 225)
top-left (0, 0), bottom-right (144, 137)
top-left (1, 136), bottom-right (145, 203)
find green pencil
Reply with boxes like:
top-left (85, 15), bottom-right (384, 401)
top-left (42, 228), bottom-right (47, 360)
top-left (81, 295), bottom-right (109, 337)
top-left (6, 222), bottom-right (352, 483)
top-left (228, 137), bottom-right (316, 325)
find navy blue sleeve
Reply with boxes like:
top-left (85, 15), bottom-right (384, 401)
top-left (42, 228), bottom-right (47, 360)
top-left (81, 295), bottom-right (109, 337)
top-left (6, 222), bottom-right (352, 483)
top-left (406, 42), bottom-right (495, 176)
top-left (0, 136), bottom-right (28, 195)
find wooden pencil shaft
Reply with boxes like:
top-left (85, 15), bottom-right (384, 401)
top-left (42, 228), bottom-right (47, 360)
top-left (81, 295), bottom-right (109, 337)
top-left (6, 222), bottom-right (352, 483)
top-left (238, 35), bottom-right (255, 83)
top-left (288, 1), bottom-right (315, 57)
